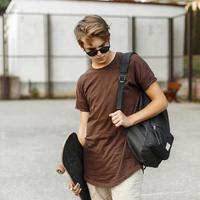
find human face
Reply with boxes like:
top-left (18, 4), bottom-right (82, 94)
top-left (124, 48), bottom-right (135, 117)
top-left (82, 37), bottom-right (111, 64)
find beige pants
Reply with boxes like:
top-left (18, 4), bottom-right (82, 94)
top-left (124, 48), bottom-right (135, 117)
top-left (87, 169), bottom-right (143, 200)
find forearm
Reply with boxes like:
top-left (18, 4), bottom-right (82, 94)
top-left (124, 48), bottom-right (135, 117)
top-left (77, 111), bottom-right (89, 146)
top-left (77, 128), bottom-right (86, 146)
top-left (128, 97), bottom-right (168, 126)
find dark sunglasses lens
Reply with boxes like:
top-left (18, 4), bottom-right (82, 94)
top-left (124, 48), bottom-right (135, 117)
top-left (86, 45), bottom-right (110, 57)
top-left (86, 49), bottom-right (98, 57)
top-left (99, 46), bottom-right (110, 54)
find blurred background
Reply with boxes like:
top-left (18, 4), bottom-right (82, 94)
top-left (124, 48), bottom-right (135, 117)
top-left (0, 1), bottom-right (200, 200)
top-left (0, 0), bottom-right (199, 102)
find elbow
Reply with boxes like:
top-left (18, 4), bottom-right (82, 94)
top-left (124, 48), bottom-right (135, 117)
top-left (162, 96), bottom-right (168, 111)
top-left (164, 100), bottom-right (168, 111)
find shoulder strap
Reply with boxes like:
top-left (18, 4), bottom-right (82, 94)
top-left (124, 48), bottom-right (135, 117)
top-left (116, 52), bottom-right (135, 110)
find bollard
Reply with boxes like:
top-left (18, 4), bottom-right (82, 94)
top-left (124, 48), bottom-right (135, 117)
top-left (0, 75), bottom-right (10, 100)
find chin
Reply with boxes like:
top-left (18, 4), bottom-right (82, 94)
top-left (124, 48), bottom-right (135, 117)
top-left (95, 57), bottom-right (106, 63)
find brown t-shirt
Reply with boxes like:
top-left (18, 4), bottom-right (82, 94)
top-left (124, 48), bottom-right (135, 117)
top-left (75, 52), bottom-right (157, 187)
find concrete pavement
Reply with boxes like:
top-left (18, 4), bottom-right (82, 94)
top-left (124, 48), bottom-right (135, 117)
top-left (0, 100), bottom-right (200, 200)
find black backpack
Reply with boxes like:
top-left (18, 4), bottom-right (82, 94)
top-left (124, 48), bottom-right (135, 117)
top-left (117, 52), bottom-right (174, 168)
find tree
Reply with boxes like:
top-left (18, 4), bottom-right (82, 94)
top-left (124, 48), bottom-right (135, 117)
top-left (193, 8), bottom-right (200, 54)
top-left (184, 6), bottom-right (200, 55)
top-left (0, 0), bottom-right (11, 14)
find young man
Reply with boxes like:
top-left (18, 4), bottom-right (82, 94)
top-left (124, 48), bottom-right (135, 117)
top-left (68, 15), bottom-right (168, 200)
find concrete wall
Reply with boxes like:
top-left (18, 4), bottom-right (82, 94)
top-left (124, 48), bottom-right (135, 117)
top-left (7, 14), bottom-right (46, 81)
top-left (173, 15), bottom-right (185, 79)
top-left (135, 18), bottom-right (169, 81)
top-left (5, 0), bottom-right (185, 97)
top-left (5, 14), bottom-right (134, 97)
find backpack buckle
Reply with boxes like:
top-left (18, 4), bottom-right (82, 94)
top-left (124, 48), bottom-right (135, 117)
top-left (119, 74), bottom-right (127, 83)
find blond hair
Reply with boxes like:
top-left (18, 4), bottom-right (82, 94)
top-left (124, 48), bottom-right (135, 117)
top-left (74, 15), bottom-right (110, 47)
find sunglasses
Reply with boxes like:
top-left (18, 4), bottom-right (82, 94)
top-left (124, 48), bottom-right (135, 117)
top-left (85, 44), bottom-right (110, 57)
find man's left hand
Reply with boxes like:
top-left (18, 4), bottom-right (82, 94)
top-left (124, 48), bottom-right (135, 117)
top-left (109, 110), bottom-right (132, 128)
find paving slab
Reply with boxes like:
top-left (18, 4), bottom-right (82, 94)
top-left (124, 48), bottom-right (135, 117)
top-left (0, 100), bottom-right (200, 200)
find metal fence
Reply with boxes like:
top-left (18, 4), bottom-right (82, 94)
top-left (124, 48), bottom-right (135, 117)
top-left (0, 12), bottom-right (193, 100)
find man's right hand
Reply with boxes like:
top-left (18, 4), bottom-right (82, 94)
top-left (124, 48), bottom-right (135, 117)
top-left (68, 179), bottom-right (82, 197)
top-left (77, 133), bottom-right (86, 147)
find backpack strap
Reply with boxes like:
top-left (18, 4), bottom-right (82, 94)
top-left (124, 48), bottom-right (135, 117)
top-left (116, 52), bottom-right (135, 110)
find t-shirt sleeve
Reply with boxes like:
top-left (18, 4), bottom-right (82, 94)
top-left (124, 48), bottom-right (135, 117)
top-left (130, 54), bottom-right (157, 91)
top-left (75, 76), bottom-right (90, 112)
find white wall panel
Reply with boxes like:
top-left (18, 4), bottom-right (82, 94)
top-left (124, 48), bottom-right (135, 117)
top-left (8, 58), bottom-right (46, 82)
top-left (11, 14), bottom-right (45, 56)
top-left (174, 57), bottom-right (184, 78)
top-left (135, 18), bottom-right (168, 56)
top-left (135, 18), bottom-right (169, 81)
top-left (0, 17), bottom-right (3, 75)
top-left (52, 57), bottom-right (88, 82)
top-left (173, 16), bottom-right (185, 79)
top-left (50, 15), bottom-right (83, 56)
top-left (174, 16), bottom-right (185, 56)
top-left (143, 57), bottom-right (168, 82)
top-left (105, 17), bottom-right (130, 52)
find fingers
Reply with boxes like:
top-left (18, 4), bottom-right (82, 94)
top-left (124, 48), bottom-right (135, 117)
top-left (109, 111), bottom-right (123, 127)
top-left (109, 111), bottom-right (131, 127)
top-left (73, 183), bottom-right (82, 196)
top-left (111, 113), bottom-right (120, 121)
top-left (113, 118), bottom-right (121, 126)
top-left (73, 183), bottom-right (80, 191)
top-left (68, 180), bottom-right (75, 190)
top-left (68, 181), bottom-right (82, 196)
top-left (109, 110), bottom-right (121, 117)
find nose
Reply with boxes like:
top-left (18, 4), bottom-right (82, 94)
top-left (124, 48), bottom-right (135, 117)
top-left (97, 49), bottom-right (102, 56)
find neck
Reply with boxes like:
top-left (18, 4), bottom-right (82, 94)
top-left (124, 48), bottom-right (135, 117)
top-left (92, 51), bottom-right (116, 69)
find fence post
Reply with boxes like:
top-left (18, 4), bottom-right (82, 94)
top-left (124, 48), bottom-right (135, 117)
top-left (187, 9), bottom-right (193, 101)
top-left (168, 17), bottom-right (174, 82)
top-left (2, 14), bottom-right (9, 99)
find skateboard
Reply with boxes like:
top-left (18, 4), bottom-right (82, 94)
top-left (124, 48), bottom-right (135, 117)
top-left (56, 132), bottom-right (91, 200)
